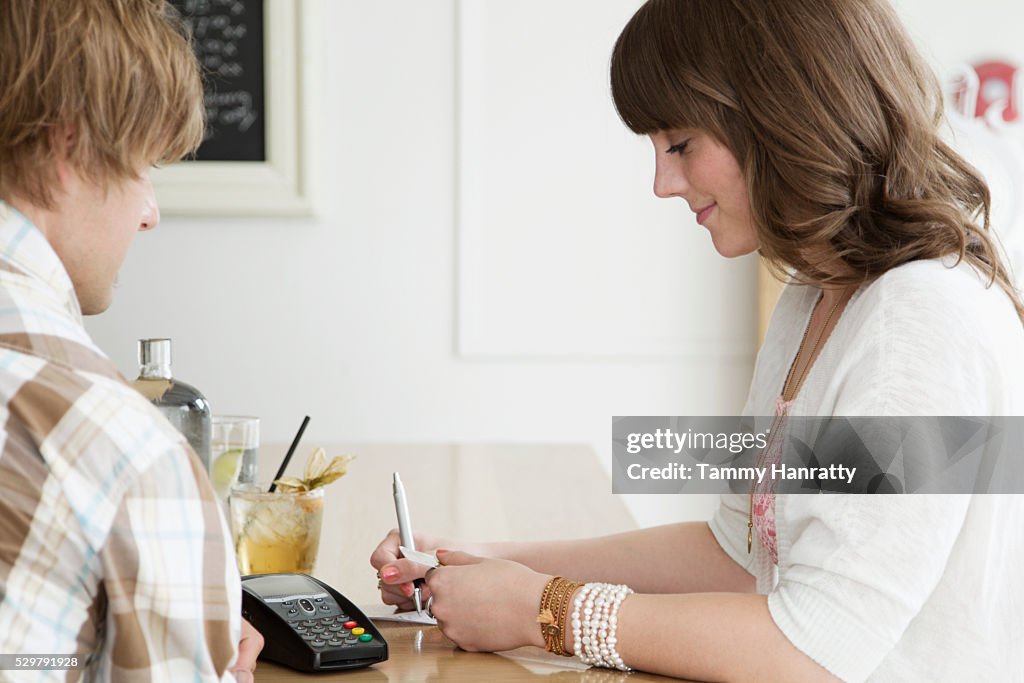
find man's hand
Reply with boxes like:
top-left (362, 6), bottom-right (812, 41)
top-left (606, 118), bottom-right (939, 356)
top-left (230, 618), bottom-right (264, 683)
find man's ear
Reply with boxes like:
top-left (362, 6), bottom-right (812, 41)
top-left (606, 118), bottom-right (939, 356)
top-left (50, 124), bottom-right (77, 191)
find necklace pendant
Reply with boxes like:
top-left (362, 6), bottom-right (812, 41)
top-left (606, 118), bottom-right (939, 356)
top-left (747, 521), bottom-right (753, 553)
top-left (775, 395), bottom-right (794, 417)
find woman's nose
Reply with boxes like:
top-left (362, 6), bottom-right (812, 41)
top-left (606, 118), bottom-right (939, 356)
top-left (653, 160), bottom-right (688, 199)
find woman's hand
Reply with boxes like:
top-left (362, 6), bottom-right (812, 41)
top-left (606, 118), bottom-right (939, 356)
top-left (426, 549), bottom-right (550, 653)
top-left (370, 528), bottom-right (451, 610)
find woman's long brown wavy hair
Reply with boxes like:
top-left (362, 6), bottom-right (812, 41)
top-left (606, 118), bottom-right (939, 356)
top-left (611, 0), bottom-right (1024, 322)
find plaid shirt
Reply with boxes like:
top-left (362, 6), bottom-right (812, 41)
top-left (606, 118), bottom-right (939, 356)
top-left (0, 202), bottom-right (240, 682)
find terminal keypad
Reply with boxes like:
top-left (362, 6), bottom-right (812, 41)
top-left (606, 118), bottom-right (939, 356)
top-left (289, 614), bottom-right (374, 650)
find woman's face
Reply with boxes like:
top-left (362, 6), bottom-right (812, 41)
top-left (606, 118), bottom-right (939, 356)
top-left (648, 129), bottom-right (758, 258)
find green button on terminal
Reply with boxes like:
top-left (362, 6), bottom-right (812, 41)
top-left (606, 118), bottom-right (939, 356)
top-left (358, 633), bottom-right (373, 642)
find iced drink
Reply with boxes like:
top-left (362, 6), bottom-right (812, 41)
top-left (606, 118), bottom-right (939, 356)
top-left (230, 484), bottom-right (324, 575)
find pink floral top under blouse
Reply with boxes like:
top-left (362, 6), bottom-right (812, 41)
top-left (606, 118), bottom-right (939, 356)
top-left (753, 396), bottom-right (794, 564)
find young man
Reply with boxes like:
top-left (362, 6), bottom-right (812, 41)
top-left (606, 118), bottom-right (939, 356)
top-left (0, 2), bottom-right (261, 680)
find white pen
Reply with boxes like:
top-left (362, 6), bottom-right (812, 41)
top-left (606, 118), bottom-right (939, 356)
top-left (392, 472), bottom-right (425, 614)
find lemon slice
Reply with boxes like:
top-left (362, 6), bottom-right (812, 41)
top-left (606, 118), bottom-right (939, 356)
top-left (212, 448), bottom-right (244, 497)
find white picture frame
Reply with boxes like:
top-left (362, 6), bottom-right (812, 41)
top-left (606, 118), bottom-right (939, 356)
top-left (153, 0), bottom-right (312, 216)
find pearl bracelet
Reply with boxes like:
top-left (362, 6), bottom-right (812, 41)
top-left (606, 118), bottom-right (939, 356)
top-left (571, 582), bottom-right (633, 671)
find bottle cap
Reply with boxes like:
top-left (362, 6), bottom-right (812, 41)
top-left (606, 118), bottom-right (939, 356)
top-left (138, 338), bottom-right (172, 379)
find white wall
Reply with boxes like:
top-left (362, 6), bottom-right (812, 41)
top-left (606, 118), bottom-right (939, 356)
top-left (892, 0), bottom-right (1024, 73)
top-left (85, 0), bottom-right (1024, 529)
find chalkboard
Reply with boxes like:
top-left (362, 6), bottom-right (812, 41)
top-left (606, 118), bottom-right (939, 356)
top-left (170, 0), bottom-right (266, 162)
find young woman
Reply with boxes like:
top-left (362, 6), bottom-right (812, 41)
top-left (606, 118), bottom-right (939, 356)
top-left (371, 1), bottom-right (1024, 680)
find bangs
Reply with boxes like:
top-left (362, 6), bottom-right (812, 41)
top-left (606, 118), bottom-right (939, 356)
top-left (141, 26), bottom-right (206, 167)
top-left (149, 1), bottom-right (205, 164)
top-left (111, 0), bottom-right (205, 171)
top-left (67, 0), bottom-right (204, 182)
top-left (609, 0), bottom-right (738, 139)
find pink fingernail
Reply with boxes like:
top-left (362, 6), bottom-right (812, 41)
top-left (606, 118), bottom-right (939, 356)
top-left (401, 583), bottom-right (414, 597)
top-left (381, 566), bottom-right (399, 580)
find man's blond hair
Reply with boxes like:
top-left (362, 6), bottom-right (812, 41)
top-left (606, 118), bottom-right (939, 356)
top-left (0, 0), bottom-right (204, 207)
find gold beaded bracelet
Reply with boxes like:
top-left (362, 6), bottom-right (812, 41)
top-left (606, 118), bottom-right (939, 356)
top-left (537, 576), bottom-right (583, 656)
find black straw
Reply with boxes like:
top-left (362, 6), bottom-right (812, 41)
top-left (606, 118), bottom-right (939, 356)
top-left (268, 415), bottom-right (310, 493)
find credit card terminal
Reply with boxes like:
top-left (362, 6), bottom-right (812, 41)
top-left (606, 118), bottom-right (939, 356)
top-left (240, 573), bottom-right (388, 672)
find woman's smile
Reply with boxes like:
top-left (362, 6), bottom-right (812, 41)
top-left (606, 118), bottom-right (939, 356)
top-left (694, 202), bottom-right (717, 225)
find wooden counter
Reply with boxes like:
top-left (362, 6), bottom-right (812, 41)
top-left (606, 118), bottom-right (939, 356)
top-left (257, 621), bottom-right (684, 682)
top-left (249, 443), bottom-right (686, 680)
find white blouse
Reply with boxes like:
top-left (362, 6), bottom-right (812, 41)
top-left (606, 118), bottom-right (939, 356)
top-left (709, 258), bottom-right (1024, 682)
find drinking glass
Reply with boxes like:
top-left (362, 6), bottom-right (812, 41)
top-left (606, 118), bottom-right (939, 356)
top-left (211, 415), bottom-right (259, 500)
top-left (230, 484), bottom-right (324, 575)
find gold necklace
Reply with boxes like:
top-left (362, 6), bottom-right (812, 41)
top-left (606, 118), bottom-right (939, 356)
top-left (747, 291), bottom-right (845, 554)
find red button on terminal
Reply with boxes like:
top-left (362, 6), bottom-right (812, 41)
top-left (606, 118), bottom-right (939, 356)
top-left (343, 620), bottom-right (357, 629)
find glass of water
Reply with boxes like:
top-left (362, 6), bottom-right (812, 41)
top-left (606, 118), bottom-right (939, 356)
top-left (211, 415), bottom-right (259, 500)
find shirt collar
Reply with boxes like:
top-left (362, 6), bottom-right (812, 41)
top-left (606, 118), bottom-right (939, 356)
top-left (0, 200), bottom-right (83, 322)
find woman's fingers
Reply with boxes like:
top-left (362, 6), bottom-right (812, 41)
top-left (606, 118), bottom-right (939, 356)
top-left (380, 587), bottom-right (414, 609)
top-left (379, 564), bottom-right (434, 612)
top-left (369, 528), bottom-right (403, 570)
top-left (378, 557), bottom-right (430, 584)
top-left (435, 549), bottom-right (478, 566)
top-left (373, 528), bottom-right (451, 610)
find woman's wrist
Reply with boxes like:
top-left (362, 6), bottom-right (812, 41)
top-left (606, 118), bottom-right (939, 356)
top-left (562, 586), bottom-right (583, 655)
top-left (524, 572), bottom-right (552, 648)
top-left (570, 583), bottom-right (634, 671)
top-left (532, 575), bottom-right (587, 655)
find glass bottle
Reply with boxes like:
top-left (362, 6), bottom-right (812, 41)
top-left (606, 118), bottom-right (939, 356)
top-left (132, 338), bottom-right (212, 471)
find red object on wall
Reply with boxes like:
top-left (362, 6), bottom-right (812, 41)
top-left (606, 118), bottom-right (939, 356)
top-left (971, 61), bottom-right (1020, 124)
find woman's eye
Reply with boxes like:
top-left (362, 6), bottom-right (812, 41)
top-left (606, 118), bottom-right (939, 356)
top-left (666, 141), bottom-right (690, 155)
